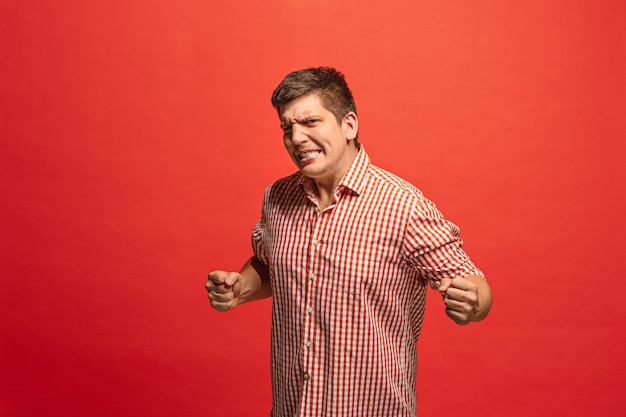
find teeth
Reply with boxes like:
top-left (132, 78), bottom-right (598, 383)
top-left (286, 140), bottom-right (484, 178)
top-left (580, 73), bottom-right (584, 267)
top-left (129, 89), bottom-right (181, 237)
top-left (299, 151), bottom-right (321, 160)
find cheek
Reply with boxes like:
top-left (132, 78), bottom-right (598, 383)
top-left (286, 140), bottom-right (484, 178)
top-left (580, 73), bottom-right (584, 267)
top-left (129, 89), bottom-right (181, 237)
top-left (283, 141), bottom-right (297, 159)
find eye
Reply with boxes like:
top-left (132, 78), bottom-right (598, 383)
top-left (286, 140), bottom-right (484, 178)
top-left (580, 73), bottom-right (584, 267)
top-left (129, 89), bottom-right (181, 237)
top-left (281, 125), bottom-right (292, 138)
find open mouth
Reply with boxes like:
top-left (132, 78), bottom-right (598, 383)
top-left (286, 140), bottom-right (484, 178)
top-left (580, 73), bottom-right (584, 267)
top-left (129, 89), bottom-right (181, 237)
top-left (298, 150), bottom-right (322, 160)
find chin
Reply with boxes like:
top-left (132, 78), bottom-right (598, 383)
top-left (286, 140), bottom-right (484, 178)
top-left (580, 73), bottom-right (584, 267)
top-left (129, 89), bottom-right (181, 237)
top-left (298, 165), bottom-right (316, 176)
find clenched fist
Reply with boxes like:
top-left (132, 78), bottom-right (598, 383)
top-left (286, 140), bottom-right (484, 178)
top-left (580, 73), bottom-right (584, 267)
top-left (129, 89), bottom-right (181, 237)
top-left (206, 270), bottom-right (243, 312)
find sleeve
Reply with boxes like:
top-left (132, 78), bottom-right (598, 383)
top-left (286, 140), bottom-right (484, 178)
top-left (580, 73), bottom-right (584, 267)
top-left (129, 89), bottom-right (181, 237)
top-left (251, 187), bottom-right (270, 268)
top-left (402, 193), bottom-right (484, 290)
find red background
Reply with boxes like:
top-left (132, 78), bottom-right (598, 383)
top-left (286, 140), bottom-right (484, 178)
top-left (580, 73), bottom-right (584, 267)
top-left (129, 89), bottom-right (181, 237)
top-left (1, 1), bottom-right (625, 416)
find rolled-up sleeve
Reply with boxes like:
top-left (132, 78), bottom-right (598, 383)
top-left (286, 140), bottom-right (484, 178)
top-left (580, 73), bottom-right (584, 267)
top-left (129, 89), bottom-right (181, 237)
top-left (403, 195), bottom-right (484, 289)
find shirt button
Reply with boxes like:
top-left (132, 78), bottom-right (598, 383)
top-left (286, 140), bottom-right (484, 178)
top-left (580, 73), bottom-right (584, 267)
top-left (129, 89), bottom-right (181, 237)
top-left (303, 373), bottom-right (310, 380)
top-left (309, 273), bottom-right (316, 280)
top-left (312, 239), bottom-right (319, 246)
top-left (305, 340), bottom-right (312, 348)
top-left (307, 307), bottom-right (313, 314)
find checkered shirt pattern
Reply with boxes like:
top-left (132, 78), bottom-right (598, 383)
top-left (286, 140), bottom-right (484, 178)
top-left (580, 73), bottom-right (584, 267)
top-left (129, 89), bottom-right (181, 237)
top-left (252, 148), bottom-right (483, 417)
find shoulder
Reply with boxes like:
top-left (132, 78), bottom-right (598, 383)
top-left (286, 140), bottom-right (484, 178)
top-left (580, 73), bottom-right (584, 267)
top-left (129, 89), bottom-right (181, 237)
top-left (368, 164), bottom-right (424, 200)
top-left (266, 171), bottom-right (301, 190)
top-left (262, 171), bottom-right (304, 202)
top-left (367, 164), bottom-right (443, 217)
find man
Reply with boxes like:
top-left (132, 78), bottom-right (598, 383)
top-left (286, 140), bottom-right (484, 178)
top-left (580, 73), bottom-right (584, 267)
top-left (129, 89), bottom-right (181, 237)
top-left (206, 67), bottom-right (492, 417)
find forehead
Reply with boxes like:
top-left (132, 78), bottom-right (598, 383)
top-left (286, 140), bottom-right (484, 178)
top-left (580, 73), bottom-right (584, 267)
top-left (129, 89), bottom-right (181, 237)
top-left (279, 94), bottom-right (331, 121)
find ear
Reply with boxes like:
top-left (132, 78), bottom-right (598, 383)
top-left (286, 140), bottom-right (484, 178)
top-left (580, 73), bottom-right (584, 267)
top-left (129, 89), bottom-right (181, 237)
top-left (342, 112), bottom-right (359, 141)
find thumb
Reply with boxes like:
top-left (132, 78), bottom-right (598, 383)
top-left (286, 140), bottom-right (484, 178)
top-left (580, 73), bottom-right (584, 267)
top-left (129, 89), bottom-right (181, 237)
top-left (208, 270), bottom-right (228, 284)
top-left (438, 277), bottom-right (453, 293)
top-left (225, 272), bottom-right (242, 301)
top-left (224, 272), bottom-right (241, 288)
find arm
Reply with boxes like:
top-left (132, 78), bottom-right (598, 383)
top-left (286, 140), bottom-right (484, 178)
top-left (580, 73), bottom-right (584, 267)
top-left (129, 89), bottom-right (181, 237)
top-left (439, 274), bottom-right (492, 325)
top-left (206, 256), bottom-right (271, 312)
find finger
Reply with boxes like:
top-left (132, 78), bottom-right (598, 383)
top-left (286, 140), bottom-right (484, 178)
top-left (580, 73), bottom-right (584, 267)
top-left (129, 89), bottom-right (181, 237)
top-left (208, 273), bottom-right (240, 293)
top-left (445, 308), bottom-right (471, 326)
top-left (444, 284), bottom-right (478, 304)
top-left (205, 279), bottom-right (230, 294)
top-left (209, 288), bottom-right (238, 312)
top-left (208, 289), bottom-right (235, 303)
top-left (447, 277), bottom-right (476, 291)
top-left (442, 286), bottom-right (462, 301)
top-left (211, 299), bottom-right (235, 313)
top-left (206, 271), bottom-right (236, 294)
top-left (444, 288), bottom-right (478, 306)
top-left (209, 284), bottom-right (234, 294)
top-left (444, 297), bottom-right (473, 313)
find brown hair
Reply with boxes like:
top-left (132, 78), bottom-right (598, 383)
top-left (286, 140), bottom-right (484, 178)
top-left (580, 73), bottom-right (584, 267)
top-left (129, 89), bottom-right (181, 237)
top-left (271, 67), bottom-right (358, 125)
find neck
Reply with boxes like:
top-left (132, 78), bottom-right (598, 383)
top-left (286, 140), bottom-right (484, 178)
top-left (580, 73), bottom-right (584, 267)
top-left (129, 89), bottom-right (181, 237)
top-left (313, 179), bottom-right (337, 211)
top-left (310, 144), bottom-right (360, 210)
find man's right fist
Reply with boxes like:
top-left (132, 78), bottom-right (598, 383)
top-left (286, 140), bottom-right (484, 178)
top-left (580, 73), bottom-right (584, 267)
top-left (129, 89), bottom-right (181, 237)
top-left (206, 270), bottom-right (242, 312)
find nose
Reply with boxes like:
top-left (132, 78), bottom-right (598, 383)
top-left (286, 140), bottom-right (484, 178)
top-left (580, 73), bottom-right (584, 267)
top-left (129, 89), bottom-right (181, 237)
top-left (290, 124), bottom-right (308, 145)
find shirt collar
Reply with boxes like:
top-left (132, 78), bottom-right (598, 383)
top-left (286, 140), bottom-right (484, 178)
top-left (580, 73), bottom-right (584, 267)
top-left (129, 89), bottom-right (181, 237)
top-left (337, 146), bottom-right (369, 196)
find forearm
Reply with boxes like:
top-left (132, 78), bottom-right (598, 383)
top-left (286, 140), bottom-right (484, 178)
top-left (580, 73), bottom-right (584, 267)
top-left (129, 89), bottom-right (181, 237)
top-left (238, 256), bottom-right (272, 304)
top-left (466, 274), bottom-right (492, 322)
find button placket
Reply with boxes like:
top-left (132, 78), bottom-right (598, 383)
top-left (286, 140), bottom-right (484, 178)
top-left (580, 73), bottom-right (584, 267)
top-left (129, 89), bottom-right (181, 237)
top-left (302, 206), bottom-right (320, 391)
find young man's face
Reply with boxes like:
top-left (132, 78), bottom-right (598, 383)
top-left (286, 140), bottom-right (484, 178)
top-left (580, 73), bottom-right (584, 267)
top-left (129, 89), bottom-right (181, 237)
top-left (279, 94), bottom-right (358, 188)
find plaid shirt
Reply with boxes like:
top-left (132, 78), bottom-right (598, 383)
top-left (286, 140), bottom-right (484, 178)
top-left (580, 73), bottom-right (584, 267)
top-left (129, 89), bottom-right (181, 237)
top-left (252, 148), bottom-right (483, 417)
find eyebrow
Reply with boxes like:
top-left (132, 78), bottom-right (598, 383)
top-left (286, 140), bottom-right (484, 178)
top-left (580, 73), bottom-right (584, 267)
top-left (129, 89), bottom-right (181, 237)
top-left (280, 115), bottom-right (322, 128)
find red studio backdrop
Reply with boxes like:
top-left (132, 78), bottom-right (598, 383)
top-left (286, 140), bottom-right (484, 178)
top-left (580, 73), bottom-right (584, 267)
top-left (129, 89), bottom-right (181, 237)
top-left (1, 1), bottom-right (624, 416)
